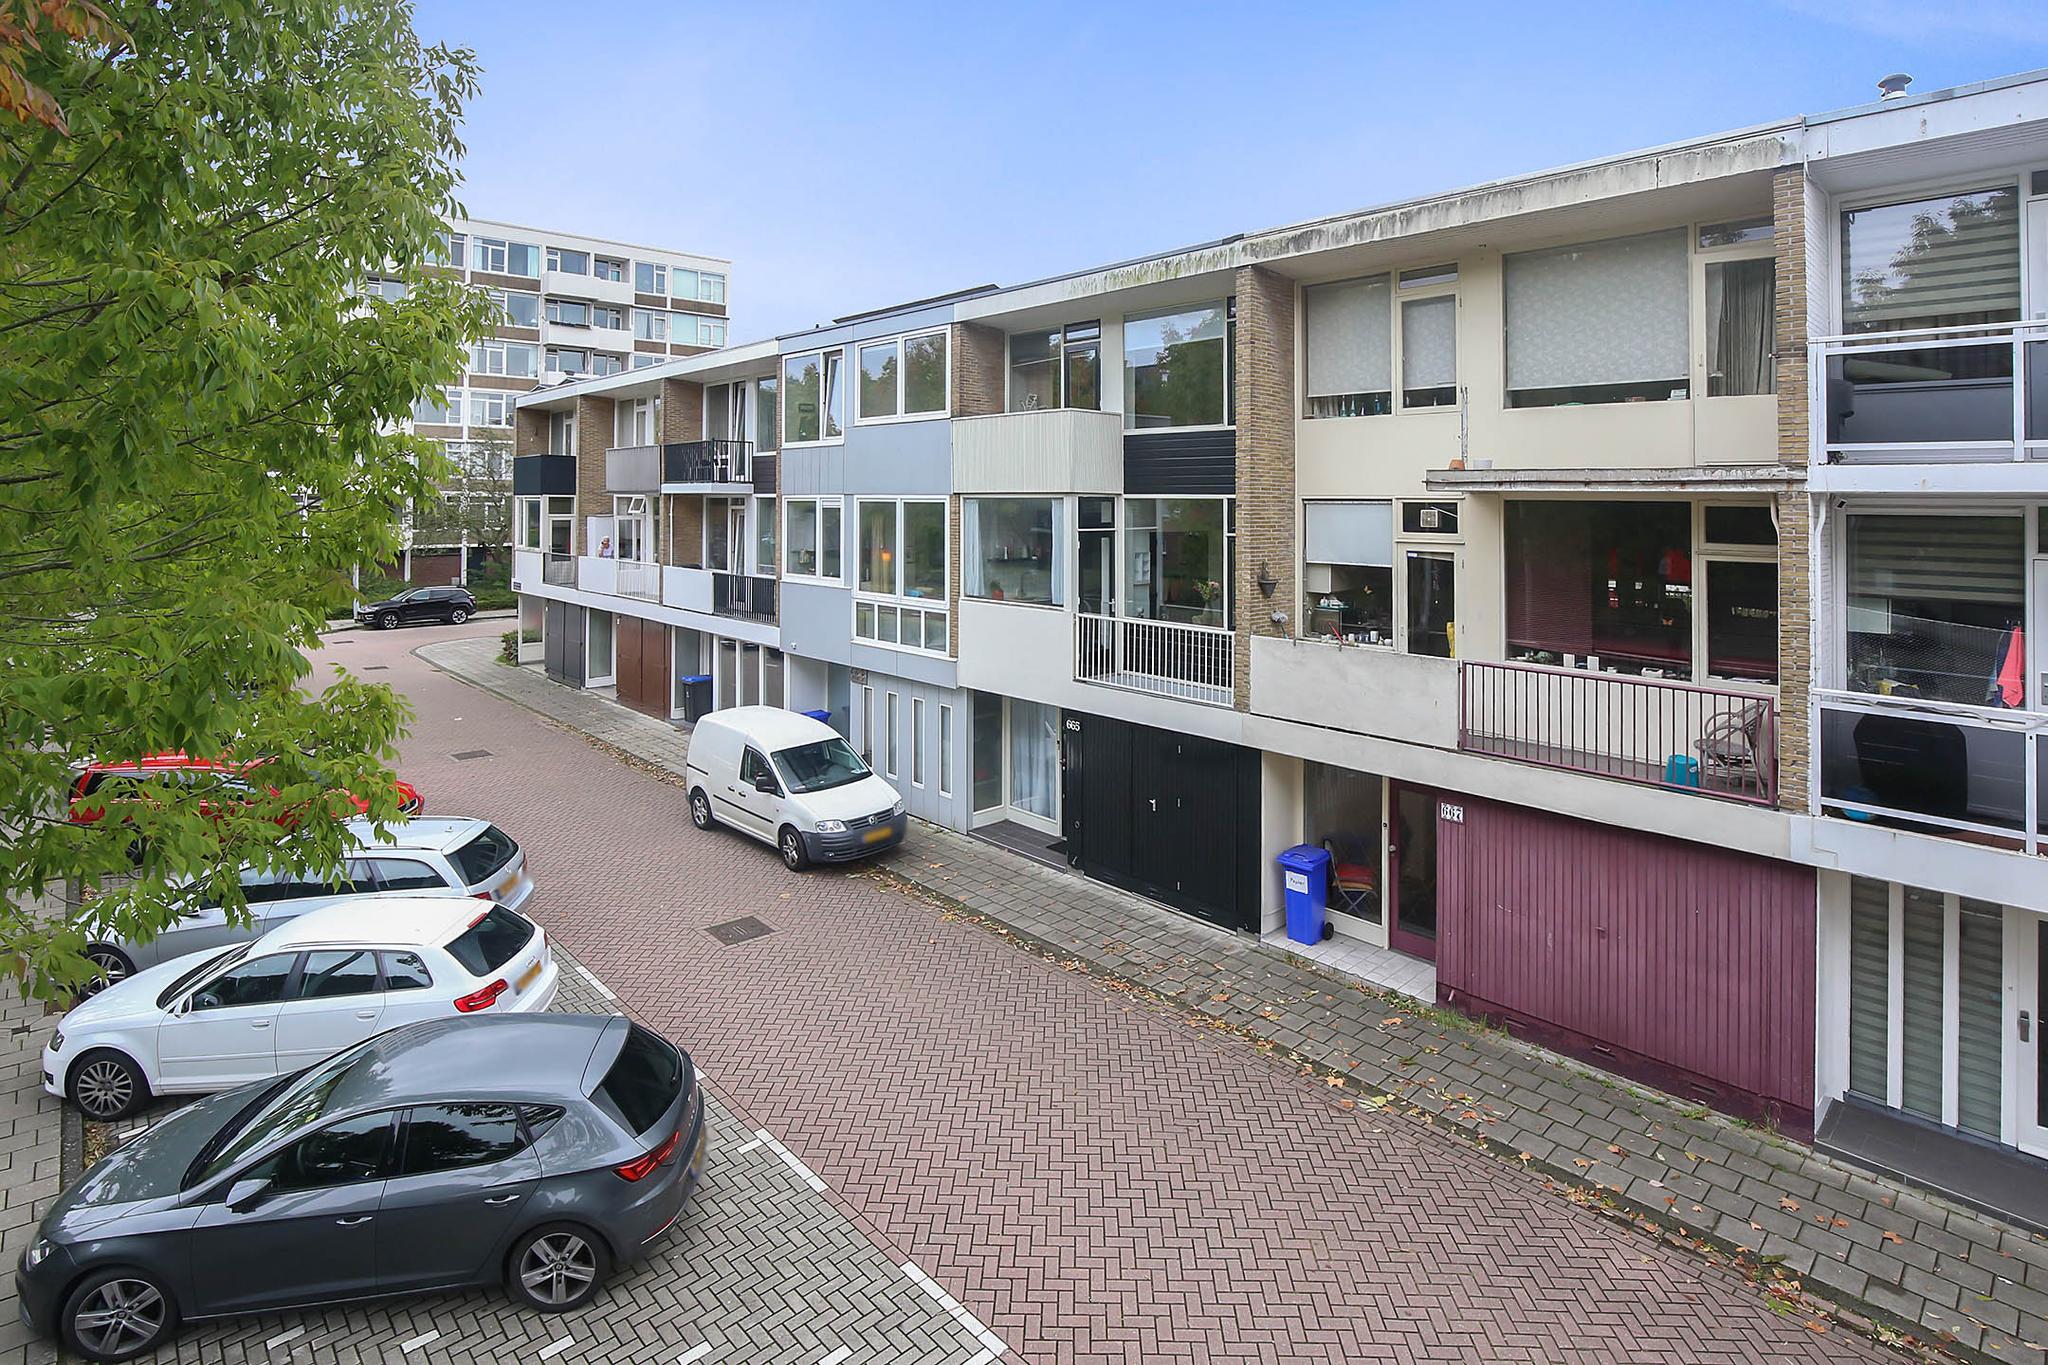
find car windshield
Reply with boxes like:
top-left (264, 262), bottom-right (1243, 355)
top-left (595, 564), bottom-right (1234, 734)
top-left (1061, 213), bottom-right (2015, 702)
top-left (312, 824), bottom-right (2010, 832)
top-left (773, 739), bottom-right (870, 794)
top-left (155, 944), bottom-right (250, 1010)
top-left (184, 1042), bottom-right (371, 1188)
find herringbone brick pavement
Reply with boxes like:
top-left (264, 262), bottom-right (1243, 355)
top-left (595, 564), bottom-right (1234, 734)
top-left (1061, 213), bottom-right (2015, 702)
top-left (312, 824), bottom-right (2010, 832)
top-left (317, 622), bottom-right (1913, 1365)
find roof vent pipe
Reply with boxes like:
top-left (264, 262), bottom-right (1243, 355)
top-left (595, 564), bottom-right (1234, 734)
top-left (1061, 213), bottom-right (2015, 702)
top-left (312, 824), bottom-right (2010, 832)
top-left (1877, 73), bottom-right (1912, 100)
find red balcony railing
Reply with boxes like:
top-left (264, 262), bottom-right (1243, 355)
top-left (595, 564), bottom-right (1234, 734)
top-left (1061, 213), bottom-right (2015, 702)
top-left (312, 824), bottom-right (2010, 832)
top-left (1459, 660), bottom-right (1778, 805)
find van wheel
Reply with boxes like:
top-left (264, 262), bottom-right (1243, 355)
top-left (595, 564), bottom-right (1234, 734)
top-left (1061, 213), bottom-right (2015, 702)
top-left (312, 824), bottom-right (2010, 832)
top-left (689, 789), bottom-right (715, 830)
top-left (779, 827), bottom-right (809, 872)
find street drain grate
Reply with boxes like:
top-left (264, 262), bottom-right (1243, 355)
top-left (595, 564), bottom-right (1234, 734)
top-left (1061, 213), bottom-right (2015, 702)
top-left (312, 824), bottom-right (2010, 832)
top-left (450, 749), bottom-right (494, 760)
top-left (705, 916), bottom-right (774, 946)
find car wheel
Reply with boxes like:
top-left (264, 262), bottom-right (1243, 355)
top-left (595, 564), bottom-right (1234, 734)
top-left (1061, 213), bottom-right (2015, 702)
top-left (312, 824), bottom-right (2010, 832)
top-left (68, 1050), bottom-right (148, 1122)
top-left (689, 789), bottom-right (715, 830)
top-left (779, 826), bottom-right (809, 872)
top-left (450, 607), bottom-right (469, 624)
top-left (507, 1223), bottom-right (610, 1313)
top-left (376, 612), bottom-right (399, 630)
top-left (79, 946), bottom-right (135, 999)
top-left (61, 1266), bottom-right (179, 1362)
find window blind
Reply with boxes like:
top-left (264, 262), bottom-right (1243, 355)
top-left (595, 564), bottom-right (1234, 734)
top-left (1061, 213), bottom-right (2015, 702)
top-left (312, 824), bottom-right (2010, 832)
top-left (1304, 501), bottom-right (1392, 567)
top-left (1846, 877), bottom-right (1889, 1104)
top-left (1841, 188), bottom-right (2020, 331)
top-left (1504, 230), bottom-right (1688, 391)
top-left (1957, 899), bottom-right (2003, 1140)
top-left (1899, 886), bottom-right (1945, 1122)
top-left (1304, 277), bottom-right (1392, 399)
top-left (1846, 515), bottom-right (2024, 604)
top-left (1401, 296), bottom-right (1457, 390)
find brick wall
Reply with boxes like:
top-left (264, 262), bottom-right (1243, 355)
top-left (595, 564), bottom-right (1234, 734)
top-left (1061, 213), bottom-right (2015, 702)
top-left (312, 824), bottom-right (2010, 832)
top-left (951, 323), bottom-right (1006, 418)
top-left (514, 406), bottom-right (549, 456)
top-left (573, 395), bottom-right (615, 556)
top-left (1230, 265), bottom-right (1297, 711)
top-left (1771, 166), bottom-right (1813, 812)
top-left (665, 493), bottom-right (705, 567)
top-left (660, 378), bottom-right (704, 443)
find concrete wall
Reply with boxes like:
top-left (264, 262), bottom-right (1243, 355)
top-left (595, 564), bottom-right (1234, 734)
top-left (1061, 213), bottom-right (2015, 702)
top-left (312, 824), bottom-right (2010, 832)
top-left (847, 672), bottom-right (973, 829)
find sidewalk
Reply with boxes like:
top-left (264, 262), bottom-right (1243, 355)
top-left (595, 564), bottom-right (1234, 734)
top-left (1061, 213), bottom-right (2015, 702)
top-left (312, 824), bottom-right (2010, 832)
top-left (422, 636), bottom-right (2048, 1365)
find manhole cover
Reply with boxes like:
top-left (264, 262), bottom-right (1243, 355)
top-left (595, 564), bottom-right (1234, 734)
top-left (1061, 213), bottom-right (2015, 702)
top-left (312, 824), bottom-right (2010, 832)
top-left (450, 749), bottom-right (494, 760)
top-left (705, 916), bottom-right (774, 945)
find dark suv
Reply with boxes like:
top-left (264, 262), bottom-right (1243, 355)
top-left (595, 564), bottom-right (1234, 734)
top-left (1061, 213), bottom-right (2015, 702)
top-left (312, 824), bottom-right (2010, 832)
top-left (355, 586), bottom-right (477, 630)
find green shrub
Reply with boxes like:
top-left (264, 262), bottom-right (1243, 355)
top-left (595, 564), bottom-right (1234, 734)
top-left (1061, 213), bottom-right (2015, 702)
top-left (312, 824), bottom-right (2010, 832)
top-left (499, 630), bottom-right (519, 664)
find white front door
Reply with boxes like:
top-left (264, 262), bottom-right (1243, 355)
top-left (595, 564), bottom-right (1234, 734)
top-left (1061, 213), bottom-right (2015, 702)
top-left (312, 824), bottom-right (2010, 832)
top-left (2013, 913), bottom-right (2048, 1158)
top-left (273, 950), bottom-right (387, 1072)
top-left (156, 952), bottom-right (294, 1088)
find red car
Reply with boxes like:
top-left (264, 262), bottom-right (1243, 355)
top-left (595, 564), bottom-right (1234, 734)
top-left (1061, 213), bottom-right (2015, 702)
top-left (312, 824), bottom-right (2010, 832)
top-left (67, 753), bottom-right (424, 825)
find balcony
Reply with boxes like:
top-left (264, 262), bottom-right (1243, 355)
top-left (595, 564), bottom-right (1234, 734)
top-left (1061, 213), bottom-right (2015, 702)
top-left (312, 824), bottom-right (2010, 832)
top-left (1074, 613), bottom-right (1233, 707)
top-left (662, 440), bottom-right (752, 488)
top-left (1458, 660), bottom-right (1778, 805)
top-left (1816, 320), bottom-right (2048, 466)
top-left (512, 454), bottom-right (576, 497)
top-left (953, 407), bottom-right (1123, 494)
top-left (1816, 689), bottom-right (2044, 853)
top-left (615, 560), bottom-right (660, 601)
top-left (541, 551), bottom-right (576, 587)
top-left (661, 566), bottom-right (713, 613)
top-left (604, 444), bottom-right (661, 493)
top-left (711, 572), bottom-right (776, 622)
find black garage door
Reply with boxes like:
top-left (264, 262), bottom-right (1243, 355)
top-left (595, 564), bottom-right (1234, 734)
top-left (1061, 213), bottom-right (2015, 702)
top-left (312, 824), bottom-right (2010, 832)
top-left (543, 599), bottom-right (585, 686)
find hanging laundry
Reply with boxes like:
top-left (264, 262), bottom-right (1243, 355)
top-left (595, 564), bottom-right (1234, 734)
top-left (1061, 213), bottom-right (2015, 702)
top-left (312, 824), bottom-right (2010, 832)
top-left (1987, 626), bottom-right (2024, 708)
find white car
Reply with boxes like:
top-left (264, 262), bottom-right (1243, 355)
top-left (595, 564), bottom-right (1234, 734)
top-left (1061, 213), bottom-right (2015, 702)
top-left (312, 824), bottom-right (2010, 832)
top-left (79, 818), bottom-right (535, 991)
top-left (46, 897), bottom-right (558, 1121)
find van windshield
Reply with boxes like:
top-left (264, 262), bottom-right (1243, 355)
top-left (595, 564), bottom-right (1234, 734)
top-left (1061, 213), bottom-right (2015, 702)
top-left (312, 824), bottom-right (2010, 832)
top-left (773, 739), bottom-right (870, 794)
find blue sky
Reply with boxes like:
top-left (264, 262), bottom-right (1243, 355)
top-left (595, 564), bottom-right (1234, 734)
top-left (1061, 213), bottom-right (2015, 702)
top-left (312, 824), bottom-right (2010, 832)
top-left (412, 0), bottom-right (2048, 340)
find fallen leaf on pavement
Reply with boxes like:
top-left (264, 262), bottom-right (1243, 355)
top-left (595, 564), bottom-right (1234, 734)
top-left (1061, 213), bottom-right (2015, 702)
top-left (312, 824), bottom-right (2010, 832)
top-left (1778, 1198), bottom-right (1800, 1212)
top-left (1881, 1230), bottom-right (1905, 1245)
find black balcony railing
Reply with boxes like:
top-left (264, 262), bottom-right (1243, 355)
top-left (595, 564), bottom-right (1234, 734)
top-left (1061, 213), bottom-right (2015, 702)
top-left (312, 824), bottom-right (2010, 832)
top-left (663, 439), bottom-right (752, 484)
top-left (711, 571), bottom-right (776, 621)
top-left (541, 551), bottom-right (576, 587)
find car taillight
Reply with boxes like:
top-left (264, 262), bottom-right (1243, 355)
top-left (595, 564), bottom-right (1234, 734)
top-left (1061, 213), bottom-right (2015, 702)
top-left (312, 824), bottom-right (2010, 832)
top-left (453, 978), bottom-right (508, 1012)
top-left (613, 1127), bottom-right (681, 1182)
top-left (472, 890), bottom-right (494, 901)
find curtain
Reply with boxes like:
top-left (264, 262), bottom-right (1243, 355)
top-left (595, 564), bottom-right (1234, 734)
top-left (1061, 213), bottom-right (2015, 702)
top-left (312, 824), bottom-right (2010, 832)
top-left (962, 500), bottom-right (984, 596)
top-left (1707, 259), bottom-right (1773, 396)
top-left (1008, 700), bottom-right (1056, 820)
top-left (1400, 296), bottom-right (1457, 391)
top-left (1504, 230), bottom-right (1688, 390)
top-left (1304, 277), bottom-right (1392, 398)
top-left (1048, 500), bottom-right (1068, 606)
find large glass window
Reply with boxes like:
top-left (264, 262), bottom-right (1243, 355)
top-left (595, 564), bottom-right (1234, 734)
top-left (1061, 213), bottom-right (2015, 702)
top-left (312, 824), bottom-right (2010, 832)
top-left (1844, 514), bottom-right (2024, 706)
top-left (633, 309), bottom-right (668, 342)
top-left (753, 374), bottom-right (778, 451)
top-left (784, 498), bottom-right (841, 579)
top-left (1124, 497), bottom-right (1231, 628)
top-left (1303, 501), bottom-right (1392, 643)
top-left (1124, 303), bottom-right (1231, 429)
top-left (853, 499), bottom-right (947, 652)
top-left (546, 297), bottom-right (589, 327)
top-left (545, 247), bottom-right (588, 274)
top-left (1008, 322), bottom-right (1101, 411)
top-left (1304, 276), bottom-right (1392, 418)
top-left (1505, 230), bottom-right (1689, 407)
top-left (634, 261), bottom-right (667, 295)
top-left (1405, 552), bottom-right (1456, 659)
top-left (412, 387), bottom-right (457, 425)
top-left (1505, 501), bottom-right (1694, 675)
top-left (468, 390), bottom-right (513, 427)
top-left (857, 501), bottom-right (896, 596)
top-left (471, 341), bottom-right (537, 378)
top-left (964, 498), bottom-right (1064, 605)
top-left (472, 237), bottom-right (538, 277)
top-left (903, 502), bottom-right (945, 600)
top-left (1841, 188), bottom-right (2020, 334)
top-left (856, 331), bottom-right (947, 421)
top-left (783, 350), bottom-right (843, 443)
top-left (488, 289), bottom-right (539, 328)
top-left (1400, 294), bottom-right (1457, 408)
top-left (1705, 258), bottom-right (1775, 397)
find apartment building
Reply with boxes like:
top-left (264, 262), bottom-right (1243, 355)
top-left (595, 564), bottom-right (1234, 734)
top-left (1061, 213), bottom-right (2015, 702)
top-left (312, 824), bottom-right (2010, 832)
top-left (392, 216), bottom-right (731, 583)
top-left (509, 69), bottom-right (2048, 1213)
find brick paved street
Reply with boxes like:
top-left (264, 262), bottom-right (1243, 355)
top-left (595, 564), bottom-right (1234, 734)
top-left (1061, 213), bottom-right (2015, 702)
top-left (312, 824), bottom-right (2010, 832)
top-left (298, 619), bottom-right (1912, 1365)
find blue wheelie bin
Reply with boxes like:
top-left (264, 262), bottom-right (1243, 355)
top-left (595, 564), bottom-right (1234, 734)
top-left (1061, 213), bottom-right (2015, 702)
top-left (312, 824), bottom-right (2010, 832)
top-left (1276, 844), bottom-right (1332, 945)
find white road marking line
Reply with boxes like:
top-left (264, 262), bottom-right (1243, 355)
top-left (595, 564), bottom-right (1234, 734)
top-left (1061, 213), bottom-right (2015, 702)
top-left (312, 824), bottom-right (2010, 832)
top-left (265, 1325), bottom-right (306, 1349)
top-left (401, 1329), bottom-right (442, 1352)
top-left (576, 962), bottom-right (619, 1001)
top-left (818, 1349), bottom-right (852, 1365)
top-left (677, 1347), bottom-right (712, 1364)
top-left (752, 1127), bottom-right (827, 1192)
top-left (900, 1261), bottom-right (1007, 1358)
top-left (537, 1335), bottom-right (576, 1360)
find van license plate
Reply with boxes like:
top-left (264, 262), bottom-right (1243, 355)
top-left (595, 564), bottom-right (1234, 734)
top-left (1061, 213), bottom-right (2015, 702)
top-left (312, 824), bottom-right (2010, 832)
top-left (516, 960), bottom-right (542, 991)
top-left (862, 826), bottom-right (893, 844)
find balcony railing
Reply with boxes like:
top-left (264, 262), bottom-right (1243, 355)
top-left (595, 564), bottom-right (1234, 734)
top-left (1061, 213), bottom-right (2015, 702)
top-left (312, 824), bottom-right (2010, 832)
top-left (1814, 319), bottom-right (2048, 465)
top-left (1816, 688), bottom-right (2044, 854)
top-left (1459, 660), bottom-right (1778, 805)
top-left (604, 444), bottom-right (661, 492)
top-left (541, 551), bottom-right (576, 587)
top-left (711, 571), bottom-right (776, 621)
top-left (1074, 613), bottom-right (1233, 707)
top-left (663, 439), bottom-right (752, 485)
top-left (615, 559), bottom-right (660, 600)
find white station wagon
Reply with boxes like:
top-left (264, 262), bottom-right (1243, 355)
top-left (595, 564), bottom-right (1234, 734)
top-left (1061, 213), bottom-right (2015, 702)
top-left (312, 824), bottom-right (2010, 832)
top-left (47, 897), bottom-right (558, 1120)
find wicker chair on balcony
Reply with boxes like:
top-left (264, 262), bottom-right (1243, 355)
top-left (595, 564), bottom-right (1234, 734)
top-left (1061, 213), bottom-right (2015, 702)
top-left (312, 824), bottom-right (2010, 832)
top-left (1695, 700), bottom-right (1770, 796)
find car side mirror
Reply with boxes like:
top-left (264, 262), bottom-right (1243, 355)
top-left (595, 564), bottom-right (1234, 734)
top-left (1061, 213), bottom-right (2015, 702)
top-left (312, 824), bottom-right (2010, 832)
top-left (225, 1177), bottom-right (269, 1211)
top-left (753, 774), bottom-right (778, 795)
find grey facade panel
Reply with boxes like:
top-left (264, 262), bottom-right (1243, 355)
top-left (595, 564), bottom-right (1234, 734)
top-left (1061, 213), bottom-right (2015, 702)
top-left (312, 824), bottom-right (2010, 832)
top-left (1123, 429), bottom-right (1236, 495)
top-left (849, 641), bottom-right (958, 691)
top-left (779, 581), bottom-right (853, 666)
top-left (513, 454), bottom-right (577, 497)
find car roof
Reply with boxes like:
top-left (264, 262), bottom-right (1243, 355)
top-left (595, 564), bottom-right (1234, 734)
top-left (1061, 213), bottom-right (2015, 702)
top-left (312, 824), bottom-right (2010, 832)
top-left (343, 815), bottom-right (490, 856)
top-left (254, 895), bottom-right (489, 952)
top-left (325, 1014), bottom-right (620, 1111)
top-left (700, 706), bottom-right (839, 750)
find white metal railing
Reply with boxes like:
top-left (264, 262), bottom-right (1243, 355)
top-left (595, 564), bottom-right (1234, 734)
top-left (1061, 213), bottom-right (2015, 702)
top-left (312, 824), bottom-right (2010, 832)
top-left (1074, 612), bottom-right (1233, 705)
top-left (1812, 686), bottom-right (2045, 854)
top-left (1811, 318), bottom-right (2048, 465)
top-left (615, 559), bottom-right (660, 600)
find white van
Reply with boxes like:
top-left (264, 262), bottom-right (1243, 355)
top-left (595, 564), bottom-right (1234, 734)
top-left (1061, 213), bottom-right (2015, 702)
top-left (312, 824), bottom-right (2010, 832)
top-left (685, 707), bottom-right (906, 870)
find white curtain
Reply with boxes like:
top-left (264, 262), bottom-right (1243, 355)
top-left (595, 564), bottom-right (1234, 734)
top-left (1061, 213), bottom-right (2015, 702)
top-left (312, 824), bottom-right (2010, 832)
top-left (1305, 276), bottom-right (1392, 398)
top-left (1304, 501), bottom-right (1393, 567)
top-left (1504, 229), bottom-right (1688, 390)
top-left (1048, 500), bottom-right (1068, 606)
top-left (962, 500), bottom-right (984, 596)
top-left (1008, 700), bottom-right (1056, 820)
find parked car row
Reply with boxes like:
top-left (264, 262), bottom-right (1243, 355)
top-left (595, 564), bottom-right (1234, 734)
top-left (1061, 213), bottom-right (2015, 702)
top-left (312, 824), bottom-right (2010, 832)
top-left (26, 791), bottom-right (708, 1362)
top-left (69, 753), bottom-right (425, 828)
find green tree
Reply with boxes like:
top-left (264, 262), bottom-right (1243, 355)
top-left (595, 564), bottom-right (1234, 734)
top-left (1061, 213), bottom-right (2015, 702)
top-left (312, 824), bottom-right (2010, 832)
top-left (0, 1), bottom-right (492, 997)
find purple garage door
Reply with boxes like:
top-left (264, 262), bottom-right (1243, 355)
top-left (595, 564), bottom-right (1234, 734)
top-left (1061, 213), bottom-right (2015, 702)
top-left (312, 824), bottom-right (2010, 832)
top-left (1436, 798), bottom-right (1816, 1132)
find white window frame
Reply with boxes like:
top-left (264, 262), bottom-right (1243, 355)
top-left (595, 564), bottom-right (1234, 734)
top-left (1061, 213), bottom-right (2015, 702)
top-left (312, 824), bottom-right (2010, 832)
top-left (852, 497), bottom-right (949, 656)
top-left (545, 246), bottom-right (589, 275)
top-left (1123, 300), bottom-right (1235, 433)
top-left (468, 389), bottom-right (513, 428)
top-left (673, 312), bottom-right (728, 348)
top-left (612, 494), bottom-right (653, 563)
top-left (515, 496), bottom-right (543, 550)
top-left (412, 385), bottom-right (459, 426)
top-left (471, 339), bottom-right (537, 379)
top-left (938, 703), bottom-right (954, 796)
top-left (781, 347), bottom-right (846, 447)
top-left (911, 696), bottom-right (926, 789)
top-left (547, 409), bottom-right (576, 456)
top-left (1004, 320), bottom-right (1103, 412)
top-left (546, 297), bottom-right (591, 328)
top-left (782, 496), bottom-right (845, 584)
top-left (885, 692), bottom-right (900, 778)
top-left (615, 398), bottom-right (655, 448)
top-left (634, 261), bottom-right (667, 296)
top-left (1302, 266), bottom-right (1460, 420)
top-left (594, 256), bottom-right (625, 283)
top-left (490, 289), bottom-right (540, 329)
top-left (547, 347), bottom-right (590, 377)
top-left (634, 308), bottom-right (668, 342)
top-left (855, 327), bottom-right (951, 425)
top-left (591, 304), bottom-right (626, 332)
top-left (1691, 223), bottom-right (1777, 402)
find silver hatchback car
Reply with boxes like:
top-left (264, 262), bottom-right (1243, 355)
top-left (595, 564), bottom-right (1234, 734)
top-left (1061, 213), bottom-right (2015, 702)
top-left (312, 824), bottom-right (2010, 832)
top-left (80, 818), bottom-right (534, 992)
top-left (15, 1013), bottom-right (704, 1362)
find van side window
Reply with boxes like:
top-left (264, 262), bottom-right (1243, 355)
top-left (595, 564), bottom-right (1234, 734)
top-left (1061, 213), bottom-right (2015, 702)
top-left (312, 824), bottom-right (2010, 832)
top-left (740, 749), bottom-right (778, 793)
